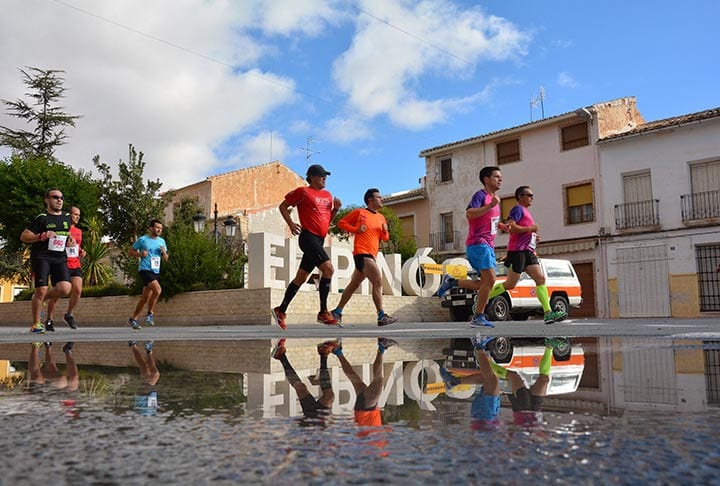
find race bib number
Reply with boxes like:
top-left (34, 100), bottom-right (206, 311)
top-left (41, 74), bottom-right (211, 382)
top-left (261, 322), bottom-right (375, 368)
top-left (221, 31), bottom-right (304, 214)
top-left (151, 256), bottom-right (161, 271)
top-left (529, 232), bottom-right (537, 251)
top-left (490, 216), bottom-right (500, 235)
top-left (66, 246), bottom-right (79, 258)
top-left (48, 235), bottom-right (67, 252)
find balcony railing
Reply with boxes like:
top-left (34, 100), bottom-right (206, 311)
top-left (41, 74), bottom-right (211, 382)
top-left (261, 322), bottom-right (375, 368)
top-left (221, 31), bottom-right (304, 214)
top-left (429, 230), bottom-right (464, 252)
top-left (681, 190), bottom-right (720, 221)
top-left (614, 199), bottom-right (660, 230)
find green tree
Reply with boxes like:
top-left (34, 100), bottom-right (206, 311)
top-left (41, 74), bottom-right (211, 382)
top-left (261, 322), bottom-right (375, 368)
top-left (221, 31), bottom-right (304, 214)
top-left (0, 67), bottom-right (81, 158)
top-left (156, 197), bottom-right (245, 298)
top-left (0, 154), bottom-right (101, 274)
top-left (93, 144), bottom-right (170, 246)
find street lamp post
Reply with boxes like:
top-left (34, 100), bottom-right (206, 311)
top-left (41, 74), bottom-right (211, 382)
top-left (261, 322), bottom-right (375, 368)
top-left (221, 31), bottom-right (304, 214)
top-left (192, 203), bottom-right (238, 243)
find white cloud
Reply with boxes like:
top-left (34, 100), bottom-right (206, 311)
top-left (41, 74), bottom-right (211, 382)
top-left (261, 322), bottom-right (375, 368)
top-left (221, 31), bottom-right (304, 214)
top-left (322, 116), bottom-right (373, 143)
top-left (254, 0), bottom-right (348, 36)
top-left (557, 71), bottom-right (578, 88)
top-left (0, 0), bottom-right (339, 189)
top-left (217, 131), bottom-right (289, 173)
top-left (332, 0), bottom-right (531, 129)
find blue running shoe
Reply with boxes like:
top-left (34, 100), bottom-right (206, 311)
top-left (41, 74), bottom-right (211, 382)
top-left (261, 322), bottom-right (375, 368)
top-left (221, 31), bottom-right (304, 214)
top-left (144, 313), bottom-right (155, 326)
top-left (469, 314), bottom-right (495, 328)
top-left (437, 274), bottom-right (458, 298)
top-left (439, 366), bottom-right (460, 390)
top-left (144, 341), bottom-right (154, 354)
top-left (471, 334), bottom-right (495, 350)
top-left (129, 318), bottom-right (141, 330)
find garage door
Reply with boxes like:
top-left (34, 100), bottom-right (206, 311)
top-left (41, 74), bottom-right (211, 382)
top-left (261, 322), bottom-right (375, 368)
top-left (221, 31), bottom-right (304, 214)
top-left (617, 245), bottom-right (671, 317)
top-left (573, 261), bottom-right (596, 317)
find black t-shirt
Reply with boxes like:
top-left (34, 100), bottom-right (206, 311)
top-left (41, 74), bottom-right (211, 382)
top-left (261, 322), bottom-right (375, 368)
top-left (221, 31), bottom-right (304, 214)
top-left (27, 212), bottom-right (72, 260)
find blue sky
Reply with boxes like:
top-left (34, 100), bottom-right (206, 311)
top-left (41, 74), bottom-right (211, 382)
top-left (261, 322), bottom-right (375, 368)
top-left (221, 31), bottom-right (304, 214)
top-left (1, 0), bottom-right (718, 207)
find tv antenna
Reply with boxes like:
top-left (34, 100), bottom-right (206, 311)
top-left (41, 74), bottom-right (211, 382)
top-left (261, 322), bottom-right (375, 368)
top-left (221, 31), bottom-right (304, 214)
top-left (300, 137), bottom-right (321, 166)
top-left (530, 86), bottom-right (545, 121)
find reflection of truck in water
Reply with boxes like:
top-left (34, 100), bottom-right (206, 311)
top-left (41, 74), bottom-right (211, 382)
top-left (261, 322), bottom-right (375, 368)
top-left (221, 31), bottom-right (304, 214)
top-left (440, 258), bottom-right (583, 322)
top-left (443, 337), bottom-right (585, 395)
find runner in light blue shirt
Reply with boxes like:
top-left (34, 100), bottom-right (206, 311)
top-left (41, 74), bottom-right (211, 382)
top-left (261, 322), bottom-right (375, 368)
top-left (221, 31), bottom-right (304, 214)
top-left (128, 219), bottom-right (169, 329)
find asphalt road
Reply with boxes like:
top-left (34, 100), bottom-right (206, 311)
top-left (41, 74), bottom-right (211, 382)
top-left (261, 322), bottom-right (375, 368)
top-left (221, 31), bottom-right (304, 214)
top-left (1, 317), bottom-right (719, 344)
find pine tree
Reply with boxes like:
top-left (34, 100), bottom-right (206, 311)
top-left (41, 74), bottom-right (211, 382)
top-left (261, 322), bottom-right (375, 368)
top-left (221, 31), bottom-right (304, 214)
top-left (0, 66), bottom-right (81, 158)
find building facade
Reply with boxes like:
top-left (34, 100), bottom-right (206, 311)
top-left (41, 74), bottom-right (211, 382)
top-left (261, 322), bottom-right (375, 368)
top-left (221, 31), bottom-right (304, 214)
top-left (597, 108), bottom-right (720, 318)
top-left (164, 161), bottom-right (306, 241)
top-left (382, 186), bottom-right (430, 248)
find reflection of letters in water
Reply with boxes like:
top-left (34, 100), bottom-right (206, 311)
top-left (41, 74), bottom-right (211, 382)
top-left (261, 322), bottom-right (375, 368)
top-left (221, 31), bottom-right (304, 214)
top-left (49, 235), bottom-right (67, 252)
top-left (66, 246), bottom-right (79, 258)
top-left (260, 360), bottom-right (446, 416)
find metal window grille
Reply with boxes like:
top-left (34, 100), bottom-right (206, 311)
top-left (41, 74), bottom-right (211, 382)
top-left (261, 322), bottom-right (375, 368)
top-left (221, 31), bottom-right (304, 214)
top-left (704, 341), bottom-right (720, 405)
top-left (695, 244), bottom-right (720, 311)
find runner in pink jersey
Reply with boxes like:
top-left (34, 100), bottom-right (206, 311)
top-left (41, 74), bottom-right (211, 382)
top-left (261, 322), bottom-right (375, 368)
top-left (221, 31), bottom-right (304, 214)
top-left (438, 166), bottom-right (505, 328)
top-left (490, 186), bottom-right (567, 324)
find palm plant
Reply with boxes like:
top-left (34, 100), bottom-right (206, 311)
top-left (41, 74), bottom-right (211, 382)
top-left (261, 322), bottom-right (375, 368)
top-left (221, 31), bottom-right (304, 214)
top-left (82, 215), bottom-right (113, 286)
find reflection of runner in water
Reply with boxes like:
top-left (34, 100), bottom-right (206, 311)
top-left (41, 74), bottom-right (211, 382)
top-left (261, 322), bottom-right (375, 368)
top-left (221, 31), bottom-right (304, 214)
top-left (441, 336), bottom-right (566, 427)
top-left (271, 338), bottom-right (340, 425)
top-left (331, 338), bottom-right (397, 427)
top-left (129, 341), bottom-right (159, 414)
top-left (27, 341), bottom-right (78, 392)
top-left (439, 337), bottom-right (501, 429)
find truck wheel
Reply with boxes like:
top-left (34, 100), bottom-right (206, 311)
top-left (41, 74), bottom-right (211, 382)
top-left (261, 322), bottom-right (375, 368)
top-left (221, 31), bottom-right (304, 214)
top-left (488, 337), bottom-right (513, 363)
top-left (449, 305), bottom-right (472, 322)
top-left (552, 338), bottom-right (572, 361)
top-left (550, 295), bottom-right (570, 315)
top-left (485, 295), bottom-right (510, 321)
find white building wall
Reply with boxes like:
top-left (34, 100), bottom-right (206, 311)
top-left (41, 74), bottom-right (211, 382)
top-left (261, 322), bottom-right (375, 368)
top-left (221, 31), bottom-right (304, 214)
top-left (599, 119), bottom-right (720, 232)
top-left (425, 120), bottom-right (602, 249)
top-left (599, 116), bottom-right (720, 317)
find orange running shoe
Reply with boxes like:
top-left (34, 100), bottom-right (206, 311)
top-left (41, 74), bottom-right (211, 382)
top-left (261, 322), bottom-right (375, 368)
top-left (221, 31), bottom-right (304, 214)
top-left (272, 306), bottom-right (287, 330)
top-left (317, 311), bottom-right (338, 326)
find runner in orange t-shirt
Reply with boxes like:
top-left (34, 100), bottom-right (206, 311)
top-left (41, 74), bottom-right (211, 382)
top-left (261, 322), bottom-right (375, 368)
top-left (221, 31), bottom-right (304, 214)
top-left (331, 188), bottom-right (397, 327)
top-left (330, 337), bottom-right (397, 428)
top-left (272, 164), bottom-right (342, 329)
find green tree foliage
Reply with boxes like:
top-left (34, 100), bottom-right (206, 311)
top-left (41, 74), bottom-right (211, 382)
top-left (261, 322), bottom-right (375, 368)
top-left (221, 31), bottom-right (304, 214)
top-left (156, 197), bottom-right (245, 299)
top-left (93, 144), bottom-right (170, 246)
top-left (0, 67), bottom-right (81, 158)
top-left (330, 205), bottom-right (417, 263)
top-left (0, 154), bottom-right (101, 255)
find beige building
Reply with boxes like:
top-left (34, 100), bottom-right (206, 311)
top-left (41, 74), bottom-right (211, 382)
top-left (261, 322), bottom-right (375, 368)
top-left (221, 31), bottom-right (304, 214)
top-left (0, 278), bottom-right (27, 303)
top-left (164, 161), bottom-right (305, 241)
top-left (418, 97), bottom-right (646, 318)
top-left (382, 187), bottom-right (430, 248)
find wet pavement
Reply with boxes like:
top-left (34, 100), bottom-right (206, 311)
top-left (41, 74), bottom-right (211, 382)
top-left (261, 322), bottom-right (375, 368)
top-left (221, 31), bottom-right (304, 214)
top-left (1, 329), bottom-right (720, 484)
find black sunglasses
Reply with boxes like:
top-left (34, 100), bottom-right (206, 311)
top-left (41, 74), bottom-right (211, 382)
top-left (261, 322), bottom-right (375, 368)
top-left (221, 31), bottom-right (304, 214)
top-left (522, 193), bottom-right (534, 198)
top-left (49, 195), bottom-right (64, 200)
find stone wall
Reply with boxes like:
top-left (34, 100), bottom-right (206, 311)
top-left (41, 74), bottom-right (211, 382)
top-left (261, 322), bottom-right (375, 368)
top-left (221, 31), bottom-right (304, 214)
top-left (0, 288), bottom-right (449, 327)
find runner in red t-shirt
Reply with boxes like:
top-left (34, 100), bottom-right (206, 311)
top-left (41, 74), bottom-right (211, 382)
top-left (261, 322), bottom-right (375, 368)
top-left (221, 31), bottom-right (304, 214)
top-left (272, 164), bottom-right (342, 329)
top-left (46, 206), bottom-right (86, 329)
top-left (330, 188), bottom-right (397, 327)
